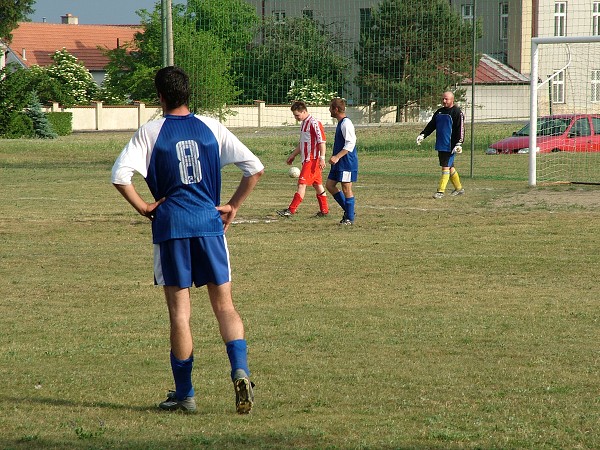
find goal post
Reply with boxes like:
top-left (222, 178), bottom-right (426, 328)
top-left (529, 35), bottom-right (600, 186)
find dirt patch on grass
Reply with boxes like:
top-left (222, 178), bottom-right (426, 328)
top-left (493, 187), bottom-right (600, 209)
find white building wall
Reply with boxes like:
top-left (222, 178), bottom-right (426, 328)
top-left (535, 0), bottom-right (600, 115)
top-left (462, 84), bottom-right (530, 122)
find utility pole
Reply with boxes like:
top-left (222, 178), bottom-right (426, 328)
top-left (161, 0), bottom-right (174, 67)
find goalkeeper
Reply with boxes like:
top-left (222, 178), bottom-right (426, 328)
top-left (416, 91), bottom-right (465, 199)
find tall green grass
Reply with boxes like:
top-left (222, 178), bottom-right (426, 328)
top-left (0, 129), bottom-right (598, 449)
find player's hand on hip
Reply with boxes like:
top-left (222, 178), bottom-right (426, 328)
top-left (216, 204), bottom-right (236, 232)
top-left (144, 197), bottom-right (166, 220)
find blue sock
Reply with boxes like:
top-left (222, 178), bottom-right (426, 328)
top-left (170, 352), bottom-right (195, 400)
top-left (345, 197), bottom-right (355, 221)
top-left (333, 191), bottom-right (346, 210)
top-left (226, 339), bottom-right (250, 380)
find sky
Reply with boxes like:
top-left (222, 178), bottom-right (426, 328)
top-left (29, 0), bottom-right (173, 25)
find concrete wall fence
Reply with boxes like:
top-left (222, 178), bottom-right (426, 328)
top-left (45, 90), bottom-right (530, 132)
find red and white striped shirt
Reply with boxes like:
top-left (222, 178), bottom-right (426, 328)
top-left (299, 115), bottom-right (326, 162)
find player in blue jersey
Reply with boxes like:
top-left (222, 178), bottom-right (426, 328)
top-left (416, 91), bottom-right (465, 199)
top-left (111, 66), bottom-right (264, 414)
top-left (326, 98), bottom-right (358, 225)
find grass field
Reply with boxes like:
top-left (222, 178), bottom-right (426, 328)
top-left (1, 126), bottom-right (599, 449)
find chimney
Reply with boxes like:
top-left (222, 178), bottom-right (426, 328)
top-left (61, 13), bottom-right (79, 25)
top-left (22, 48), bottom-right (27, 60)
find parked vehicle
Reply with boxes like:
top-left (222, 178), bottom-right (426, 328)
top-left (486, 114), bottom-right (600, 154)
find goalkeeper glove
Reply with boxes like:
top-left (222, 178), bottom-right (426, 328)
top-left (452, 145), bottom-right (462, 154)
top-left (416, 134), bottom-right (424, 146)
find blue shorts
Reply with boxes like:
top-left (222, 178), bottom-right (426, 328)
top-left (153, 236), bottom-right (231, 288)
top-left (328, 168), bottom-right (357, 183)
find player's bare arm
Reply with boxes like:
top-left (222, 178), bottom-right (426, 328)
top-left (329, 148), bottom-right (349, 165)
top-left (318, 142), bottom-right (326, 169)
top-left (113, 183), bottom-right (165, 220)
top-left (216, 170), bottom-right (264, 232)
top-left (286, 146), bottom-right (300, 165)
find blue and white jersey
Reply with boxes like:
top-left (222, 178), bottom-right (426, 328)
top-left (112, 114), bottom-right (264, 243)
top-left (332, 117), bottom-right (358, 172)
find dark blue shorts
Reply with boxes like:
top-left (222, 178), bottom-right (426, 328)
top-left (328, 168), bottom-right (357, 183)
top-left (153, 236), bottom-right (231, 288)
top-left (438, 151), bottom-right (455, 168)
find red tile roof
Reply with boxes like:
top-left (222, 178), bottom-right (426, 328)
top-left (464, 54), bottom-right (530, 85)
top-left (8, 22), bottom-right (141, 70)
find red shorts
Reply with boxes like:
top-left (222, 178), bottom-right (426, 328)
top-left (298, 159), bottom-right (324, 186)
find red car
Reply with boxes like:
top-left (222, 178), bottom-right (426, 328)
top-left (486, 114), bottom-right (600, 154)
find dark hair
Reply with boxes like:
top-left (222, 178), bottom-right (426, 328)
top-left (290, 100), bottom-right (307, 112)
top-left (154, 66), bottom-right (190, 110)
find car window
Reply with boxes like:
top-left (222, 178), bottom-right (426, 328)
top-left (514, 123), bottom-right (530, 136)
top-left (591, 117), bottom-right (600, 134)
top-left (538, 118), bottom-right (570, 136)
top-left (569, 118), bottom-right (591, 137)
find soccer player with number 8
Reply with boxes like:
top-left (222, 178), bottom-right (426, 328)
top-left (111, 66), bottom-right (264, 414)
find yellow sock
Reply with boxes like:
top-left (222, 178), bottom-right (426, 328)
top-left (450, 168), bottom-right (462, 190)
top-left (437, 170), bottom-right (450, 192)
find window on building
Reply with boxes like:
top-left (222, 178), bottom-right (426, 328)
top-left (591, 70), bottom-right (600, 102)
top-left (552, 70), bottom-right (565, 104)
top-left (499, 3), bottom-right (509, 40)
top-left (593, 2), bottom-right (600, 35)
top-left (554, 2), bottom-right (567, 37)
top-left (461, 4), bottom-right (474, 23)
top-left (302, 9), bottom-right (313, 19)
top-left (273, 10), bottom-right (285, 24)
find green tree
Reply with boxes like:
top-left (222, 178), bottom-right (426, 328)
top-left (0, 0), bottom-right (34, 42)
top-left (45, 49), bottom-right (99, 106)
top-left (356, 0), bottom-right (480, 120)
top-left (103, 0), bottom-right (256, 114)
top-left (237, 16), bottom-right (350, 105)
top-left (102, 6), bottom-right (161, 104)
top-left (0, 65), bottom-right (38, 136)
top-left (175, 26), bottom-right (241, 117)
top-left (25, 91), bottom-right (57, 139)
top-left (27, 65), bottom-right (66, 105)
top-left (98, 72), bottom-right (127, 105)
top-left (0, 65), bottom-right (68, 137)
top-left (184, 0), bottom-right (258, 57)
top-left (0, 48), bottom-right (97, 137)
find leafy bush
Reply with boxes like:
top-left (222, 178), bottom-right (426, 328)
top-left (45, 49), bottom-right (99, 107)
top-left (287, 78), bottom-right (338, 106)
top-left (4, 113), bottom-right (34, 138)
top-left (47, 112), bottom-right (73, 136)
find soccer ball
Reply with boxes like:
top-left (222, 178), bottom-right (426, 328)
top-left (288, 166), bottom-right (300, 178)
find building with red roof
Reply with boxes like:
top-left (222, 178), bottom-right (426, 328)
top-left (1, 14), bottom-right (141, 85)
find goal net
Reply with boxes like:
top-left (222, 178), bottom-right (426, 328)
top-left (530, 36), bottom-right (600, 185)
top-left (158, 1), bottom-right (600, 183)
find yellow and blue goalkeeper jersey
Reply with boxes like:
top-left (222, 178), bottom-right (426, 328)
top-left (421, 105), bottom-right (464, 152)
